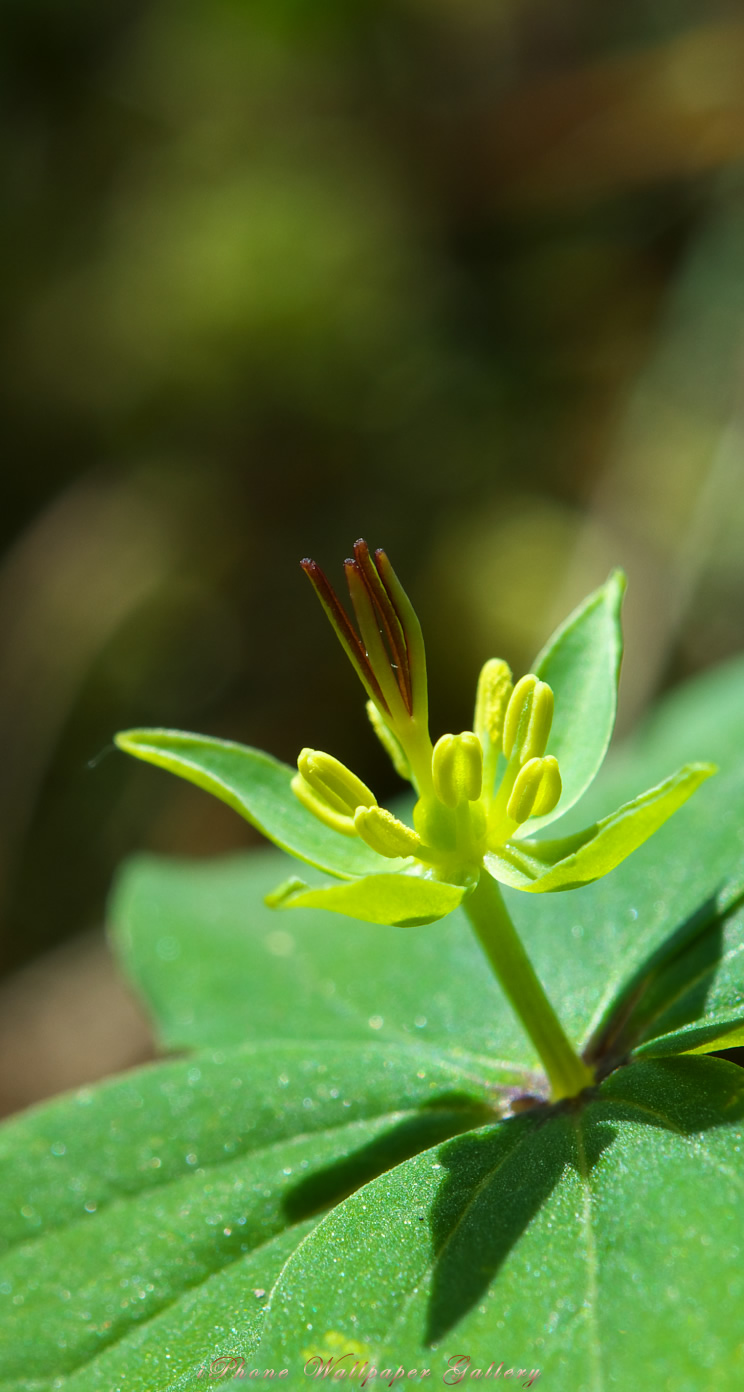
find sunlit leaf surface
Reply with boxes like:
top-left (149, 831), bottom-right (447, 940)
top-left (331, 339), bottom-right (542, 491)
top-left (259, 1058), bottom-right (744, 1389)
top-left (2, 659), bottom-right (744, 1387)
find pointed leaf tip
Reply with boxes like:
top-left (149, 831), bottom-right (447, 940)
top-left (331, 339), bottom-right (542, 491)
top-left (525, 569), bottom-right (627, 833)
top-left (488, 761), bottom-right (715, 893)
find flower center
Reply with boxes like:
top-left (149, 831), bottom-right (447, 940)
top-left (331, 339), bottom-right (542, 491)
top-left (294, 540), bottom-right (562, 874)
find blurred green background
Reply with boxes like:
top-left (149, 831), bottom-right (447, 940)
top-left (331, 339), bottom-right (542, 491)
top-left (3, 0), bottom-right (744, 1112)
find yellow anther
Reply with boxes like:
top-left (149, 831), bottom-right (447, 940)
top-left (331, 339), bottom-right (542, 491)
top-left (506, 755), bottom-right (562, 824)
top-left (432, 732), bottom-right (483, 809)
top-left (531, 755), bottom-right (562, 818)
top-left (506, 758), bottom-right (546, 824)
top-left (502, 675), bottom-right (554, 765)
top-left (366, 701), bottom-right (412, 781)
top-left (474, 658), bottom-right (513, 750)
top-left (292, 749), bottom-right (377, 837)
top-left (297, 748), bottom-right (377, 813)
top-left (354, 806), bottom-right (423, 859)
top-left (291, 774), bottom-right (357, 835)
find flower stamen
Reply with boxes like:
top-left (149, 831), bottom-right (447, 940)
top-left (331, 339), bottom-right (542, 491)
top-left (301, 541), bottom-right (433, 790)
top-left (352, 540), bottom-right (412, 713)
top-left (300, 557), bottom-right (389, 713)
top-left (291, 748), bottom-right (377, 837)
top-left (345, 557), bottom-right (409, 723)
top-left (354, 805), bottom-right (425, 860)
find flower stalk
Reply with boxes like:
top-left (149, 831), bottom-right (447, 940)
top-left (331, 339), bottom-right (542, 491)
top-left (463, 870), bottom-right (594, 1101)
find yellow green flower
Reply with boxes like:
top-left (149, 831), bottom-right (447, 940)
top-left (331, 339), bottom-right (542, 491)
top-left (115, 540), bottom-right (713, 930)
top-left (114, 541), bottom-right (714, 1100)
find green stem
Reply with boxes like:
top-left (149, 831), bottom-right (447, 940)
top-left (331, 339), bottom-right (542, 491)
top-left (464, 870), bottom-right (594, 1101)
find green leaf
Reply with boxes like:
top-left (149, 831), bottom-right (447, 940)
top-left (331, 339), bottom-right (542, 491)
top-left (636, 1018), bottom-right (744, 1057)
top-left (10, 654), bottom-right (744, 1387)
top-left (109, 849), bottom-right (548, 1068)
top-left (114, 729), bottom-right (396, 879)
top-left (526, 568), bottom-right (625, 833)
top-left (58, 1221), bottom-right (319, 1392)
top-left (486, 761), bottom-right (715, 892)
top-left (266, 869), bottom-right (473, 926)
top-left (0, 1041), bottom-right (499, 1384)
top-left (4, 1050), bottom-right (742, 1385)
top-left (257, 1057), bottom-right (744, 1384)
top-left (584, 869), bottom-right (744, 1067)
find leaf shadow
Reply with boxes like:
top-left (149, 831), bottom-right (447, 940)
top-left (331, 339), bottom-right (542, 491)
top-left (425, 1053), bottom-right (744, 1345)
top-left (280, 1091), bottom-right (498, 1224)
top-left (584, 870), bottom-right (744, 1074)
top-left (424, 1105), bottom-right (614, 1345)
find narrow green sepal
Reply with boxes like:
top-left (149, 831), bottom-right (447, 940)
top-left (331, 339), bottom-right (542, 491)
top-left (114, 728), bottom-right (398, 879)
top-left (485, 762), bottom-right (716, 893)
top-left (266, 869), bottom-right (474, 926)
top-left (528, 567), bottom-right (626, 832)
top-left (374, 547), bottom-right (429, 728)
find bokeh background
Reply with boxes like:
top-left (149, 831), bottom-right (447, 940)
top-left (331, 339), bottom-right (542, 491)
top-left (3, 0), bottom-right (744, 1114)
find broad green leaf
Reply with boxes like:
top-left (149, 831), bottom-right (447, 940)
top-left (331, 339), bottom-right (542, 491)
top-left (266, 870), bottom-right (472, 926)
top-left (10, 654), bottom-right (744, 1388)
top-left (526, 568), bottom-right (625, 832)
top-left (0, 1042), bottom-right (500, 1384)
top-left (0, 1041), bottom-right (508, 1257)
top-left (4, 1055), bottom-right (743, 1388)
top-left (57, 1220), bottom-right (319, 1392)
top-left (486, 761), bottom-right (714, 892)
top-left (114, 729), bottom-right (398, 880)
top-left (258, 1057), bottom-right (744, 1385)
top-left (2, 1120), bottom-right (378, 1380)
top-left (585, 870), bottom-right (744, 1067)
top-left (110, 850), bottom-right (550, 1069)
